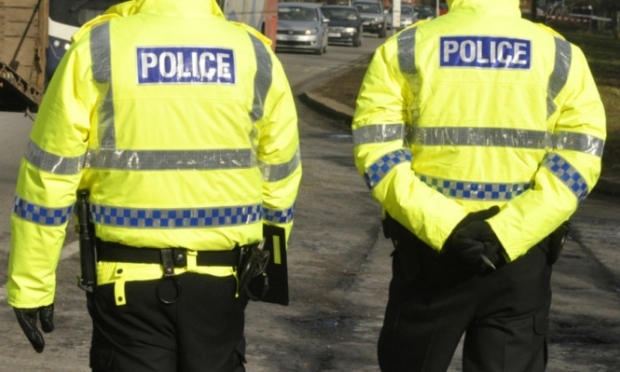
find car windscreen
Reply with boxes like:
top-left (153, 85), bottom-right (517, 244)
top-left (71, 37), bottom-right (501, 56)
top-left (322, 8), bottom-right (358, 21)
top-left (400, 6), bottom-right (414, 16)
top-left (354, 3), bottom-right (382, 14)
top-left (414, 6), bottom-right (435, 18)
top-left (278, 7), bottom-right (319, 22)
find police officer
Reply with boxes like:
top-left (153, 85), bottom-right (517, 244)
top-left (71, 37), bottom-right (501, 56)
top-left (6, 0), bottom-right (301, 370)
top-left (352, 0), bottom-right (606, 370)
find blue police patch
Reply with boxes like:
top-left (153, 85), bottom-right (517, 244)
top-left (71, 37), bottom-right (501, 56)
top-left (137, 47), bottom-right (236, 84)
top-left (440, 36), bottom-right (531, 69)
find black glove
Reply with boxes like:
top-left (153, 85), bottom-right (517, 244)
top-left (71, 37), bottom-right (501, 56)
top-left (444, 206), bottom-right (502, 274)
top-left (14, 304), bottom-right (54, 353)
top-left (451, 221), bottom-right (502, 273)
top-left (451, 206), bottom-right (500, 233)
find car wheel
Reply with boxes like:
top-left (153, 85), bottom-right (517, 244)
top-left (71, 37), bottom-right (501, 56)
top-left (314, 41), bottom-right (324, 55)
top-left (353, 34), bottom-right (362, 47)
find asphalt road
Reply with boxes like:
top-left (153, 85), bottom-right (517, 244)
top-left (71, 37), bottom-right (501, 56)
top-left (1, 32), bottom-right (619, 371)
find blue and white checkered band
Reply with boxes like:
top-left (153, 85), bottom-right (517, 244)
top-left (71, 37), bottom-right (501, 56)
top-left (364, 149), bottom-right (412, 189)
top-left (263, 205), bottom-right (295, 224)
top-left (137, 47), bottom-right (236, 84)
top-left (440, 36), bottom-right (531, 69)
top-left (89, 203), bottom-right (262, 228)
top-left (13, 196), bottom-right (73, 226)
top-left (544, 152), bottom-right (589, 204)
top-left (418, 175), bottom-right (531, 201)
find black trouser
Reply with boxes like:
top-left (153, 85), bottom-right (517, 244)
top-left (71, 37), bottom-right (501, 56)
top-left (87, 273), bottom-right (248, 372)
top-left (378, 231), bottom-right (552, 372)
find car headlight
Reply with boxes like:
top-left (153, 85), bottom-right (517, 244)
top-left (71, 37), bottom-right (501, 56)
top-left (344, 27), bottom-right (357, 33)
top-left (305, 28), bottom-right (318, 35)
top-left (374, 17), bottom-right (383, 22)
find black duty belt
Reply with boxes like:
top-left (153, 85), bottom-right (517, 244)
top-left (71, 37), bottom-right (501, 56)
top-left (95, 238), bottom-right (240, 268)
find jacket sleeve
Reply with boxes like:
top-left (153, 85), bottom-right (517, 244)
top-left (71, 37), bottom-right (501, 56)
top-left (7, 37), bottom-right (95, 308)
top-left (352, 42), bottom-right (467, 251)
top-left (488, 42), bottom-right (606, 260)
top-left (256, 49), bottom-right (302, 244)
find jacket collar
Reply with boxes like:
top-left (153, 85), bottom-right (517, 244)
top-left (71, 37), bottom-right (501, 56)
top-left (133, 0), bottom-right (225, 18)
top-left (446, 0), bottom-right (521, 17)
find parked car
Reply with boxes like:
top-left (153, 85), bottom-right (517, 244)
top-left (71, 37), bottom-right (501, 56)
top-left (386, 3), bottom-right (416, 31)
top-left (353, 0), bottom-right (387, 38)
top-left (321, 5), bottom-right (363, 47)
top-left (413, 4), bottom-right (436, 20)
top-left (276, 2), bottom-right (329, 55)
top-left (438, 3), bottom-right (448, 15)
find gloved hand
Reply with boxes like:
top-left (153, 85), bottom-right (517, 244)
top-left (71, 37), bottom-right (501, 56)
top-left (451, 221), bottom-right (502, 273)
top-left (444, 206), bottom-right (502, 274)
top-left (451, 206), bottom-right (500, 233)
top-left (13, 304), bottom-right (54, 353)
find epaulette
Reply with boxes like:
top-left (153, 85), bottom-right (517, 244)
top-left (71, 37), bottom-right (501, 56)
top-left (534, 22), bottom-right (566, 39)
top-left (71, 15), bottom-right (120, 43)
top-left (231, 21), bottom-right (273, 47)
top-left (410, 18), bottom-right (432, 28)
top-left (71, 1), bottom-right (136, 43)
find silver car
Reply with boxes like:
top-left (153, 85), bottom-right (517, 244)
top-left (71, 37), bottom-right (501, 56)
top-left (276, 3), bottom-right (329, 55)
top-left (386, 4), bottom-right (416, 31)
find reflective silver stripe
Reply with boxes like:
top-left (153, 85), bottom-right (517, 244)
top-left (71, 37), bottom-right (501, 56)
top-left (364, 149), bottom-right (412, 189)
top-left (25, 141), bottom-right (85, 175)
top-left (84, 148), bottom-right (256, 170)
top-left (554, 131), bottom-right (604, 157)
top-left (418, 174), bottom-right (531, 201)
top-left (249, 33), bottom-right (272, 122)
top-left (543, 152), bottom-right (588, 204)
top-left (353, 124), bottom-right (405, 146)
top-left (13, 196), bottom-right (73, 226)
top-left (90, 203), bottom-right (262, 228)
top-left (91, 22), bottom-right (111, 84)
top-left (260, 148), bottom-right (301, 182)
top-left (90, 22), bottom-right (116, 148)
top-left (547, 37), bottom-right (571, 119)
top-left (413, 127), bottom-right (552, 149)
top-left (398, 27), bottom-right (416, 75)
top-left (263, 204), bottom-right (295, 224)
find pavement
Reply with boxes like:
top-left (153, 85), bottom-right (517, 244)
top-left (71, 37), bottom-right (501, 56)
top-left (299, 90), bottom-right (620, 199)
top-left (299, 85), bottom-right (620, 371)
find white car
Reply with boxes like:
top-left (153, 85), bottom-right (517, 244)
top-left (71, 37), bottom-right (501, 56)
top-left (276, 3), bottom-right (329, 55)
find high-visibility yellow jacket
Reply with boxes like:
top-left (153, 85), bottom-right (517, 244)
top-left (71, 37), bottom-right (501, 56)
top-left (8, 0), bottom-right (301, 308)
top-left (353, 0), bottom-right (605, 261)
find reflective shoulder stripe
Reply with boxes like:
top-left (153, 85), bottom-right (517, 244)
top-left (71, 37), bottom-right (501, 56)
top-left (25, 141), bottom-right (85, 175)
top-left (364, 149), bottom-right (412, 189)
top-left (547, 37), bottom-right (571, 119)
top-left (398, 27), bottom-right (417, 76)
top-left (259, 148), bottom-right (301, 182)
top-left (543, 152), bottom-right (588, 204)
top-left (249, 33), bottom-right (273, 123)
top-left (418, 174), bottom-right (531, 201)
top-left (84, 148), bottom-right (256, 170)
top-left (90, 22), bottom-right (111, 84)
top-left (13, 196), bottom-right (73, 226)
top-left (90, 203), bottom-right (262, 228)
top-left (353, 124), bottom-right (406, 146)
top-left (263, 204), bottom-right (295, 224)
top-left (90, 21), bottom-right (116, 148)
top-left (554, 131), bottom-right (604, 157)
top-left (413, 127), bottom-right (552, 149)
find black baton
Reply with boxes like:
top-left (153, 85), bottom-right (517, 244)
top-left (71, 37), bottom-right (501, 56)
top-left (76, 189), bottom-right (96, 292)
